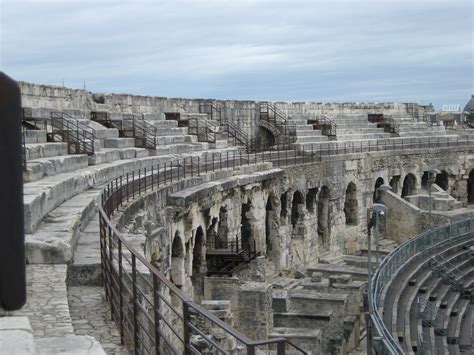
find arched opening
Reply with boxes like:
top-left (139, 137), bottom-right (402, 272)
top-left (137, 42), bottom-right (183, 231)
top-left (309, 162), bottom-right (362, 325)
top-left (280, 192), bottom-right (288, 224)
top-left (344, 182), bottom-right (358, 226)
top-left (241, 200), bottom-right (252, 253)
top-left (373, 177), bottom-right (385, 203)
top-left (291, 190), bottom-right (304, 227)
top-left (318, 186), bottom-right (330, 251)
top-left (389, 175), bottom-right (400, 194)
top-left (402, 174), bottom-right (417, 198)
top-left (468, 170), bottom-right (474, 204)
top-left (265, 197), bottom-right (273, 253)
top-left (171, 231), bottom-right (185, 287)
top-left (207, 217), bottom-right (219, 248)
top-left (191, 227), bottom-right (205, 301)
top-left (421, 171), bottom-right (430, 189)
top-left (306, 188), bottom-right (318, 213)
top-left (217, 206), bottom-right (229, 245)
top-left (258, 127), bottom-right (276, 148)
top-left (435, 171), bottom-right (449, 191)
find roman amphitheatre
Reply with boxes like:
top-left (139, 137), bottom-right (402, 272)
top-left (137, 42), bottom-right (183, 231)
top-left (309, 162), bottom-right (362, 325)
top-left (1, 79), bottom-right (473, 355)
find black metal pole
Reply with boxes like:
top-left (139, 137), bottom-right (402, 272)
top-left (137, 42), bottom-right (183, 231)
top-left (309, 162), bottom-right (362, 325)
top-left (0, 72), bottom-right (26, 311)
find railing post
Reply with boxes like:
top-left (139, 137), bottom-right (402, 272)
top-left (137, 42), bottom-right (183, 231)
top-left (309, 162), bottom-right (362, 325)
top-left (246, 345), bottom-right (256, 355)
top-left (164, 163), bottom-right (167, 185)
top-left (118, 239), bottom-right (124, 343)
top-left (183, 301), bottom-right (192, 355)
top-left (170, 161), bottom-right (173, 182)
top-left (131, 254), bottom-right (139, 354)
top-left (152, 275), bottom-right (161, 354)
top-left (197, 156), bottom-right (200, 176)
top-left (277, 341), bottom-right (285, 355)
top-left (158, 164), bottom-right (160, 187)
top-left (144, 167), bottom-right (147, 193)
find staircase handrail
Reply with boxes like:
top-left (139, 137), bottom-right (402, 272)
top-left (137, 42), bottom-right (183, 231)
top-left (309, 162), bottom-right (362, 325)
top-left (50, 111), bottom-right (95, 155)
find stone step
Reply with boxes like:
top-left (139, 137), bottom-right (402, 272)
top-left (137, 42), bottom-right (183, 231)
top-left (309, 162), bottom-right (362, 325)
top-left (155, 143), bottom-right (207, 155)
top-left (295, 130), bottom-right (324, 136)
top-left (337, 128), bottom-right (385, 134)
top-left (103, 137), bottom-right (136, 149)
top-left (270, 327), bottom-right (321, 355)
top-left (155, 127), bottom-right (189, 136)
top-left (288, 289), bottom-right (348, 315)
top-left (307, 264), bottom-right (368, 282)
top-left (295, 136), bottom-right (329, 143)
top-left (157, 135), bottom-right (196, 145)
top-left (336, 133), bottom-right (393, 140)
top-left (25, 188), bottom-right (99, 263)
top-left (36, 335), bottom-right (106, 354)
top-left (25, 130), bottom-right (47, 144)
top-left (149, 119), bottom-right (179, 128)
top-left (26, 142), bottom-right (68, 160)
top-left (88, 147), bottom-right (149, 165)
top-left (0, 317), bottom-right (37, 354)
top-left (24, 154), bottom-right (90, 183)
top-left (273, 310), bottom-right (333, 329)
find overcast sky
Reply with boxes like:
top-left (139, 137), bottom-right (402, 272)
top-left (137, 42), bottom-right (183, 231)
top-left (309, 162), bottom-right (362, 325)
top-left (0, 0), bottom-right (472, 108)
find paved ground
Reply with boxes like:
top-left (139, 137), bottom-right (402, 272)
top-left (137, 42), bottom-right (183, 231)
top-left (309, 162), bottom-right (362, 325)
top-left (12, 264), bottom-right (75, 338)
top-left (67, 286), bottom-right (128, 355)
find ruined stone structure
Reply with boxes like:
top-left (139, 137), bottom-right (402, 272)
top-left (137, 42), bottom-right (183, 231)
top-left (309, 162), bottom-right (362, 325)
top-left (1, 81), bottom-right (473, 354)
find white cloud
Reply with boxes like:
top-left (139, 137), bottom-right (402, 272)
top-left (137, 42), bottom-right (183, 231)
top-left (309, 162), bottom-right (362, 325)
top-left (0, 0), bottom-right (472, 107)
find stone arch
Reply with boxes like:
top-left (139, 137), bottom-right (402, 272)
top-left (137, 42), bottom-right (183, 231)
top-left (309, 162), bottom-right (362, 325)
top-left (171, 231), bottom-right (185, 287)
top-left (241, 200), bottom-right (252, 252)
top-left (191, 226), bottom-right (205, 301)
top-left (344, 182), bottom-right (358, 226)
top-left (373, 177), bottom-right (385, 203)
top-left (435, 170), bottom-right (449, 191)
top-left (468, 170), bottom-right (474, 204)
top-left (258, 124), bottom-right (276, 148)
top-left (306, 188), bottom-right (318, 213)
top-left (291, 190), bottom-right (304, 227)
top-left (318, 186), bottom-right (330, 251)
top-left (402, 173), bottom-right (417, 198)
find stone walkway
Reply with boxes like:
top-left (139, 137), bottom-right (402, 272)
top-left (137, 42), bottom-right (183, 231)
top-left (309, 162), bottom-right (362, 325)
top-left (67, 286), bottom-right (128, 355)
top-left (13, 264), bottom-right (75, 338)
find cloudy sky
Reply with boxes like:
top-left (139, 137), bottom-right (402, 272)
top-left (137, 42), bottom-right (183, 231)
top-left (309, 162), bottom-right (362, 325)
top-left (0, 0), bottom-right (472, 108)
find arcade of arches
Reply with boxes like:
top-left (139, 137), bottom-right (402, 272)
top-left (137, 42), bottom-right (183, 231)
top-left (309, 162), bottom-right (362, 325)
top-left (119, 151), bottom-right (473, 305)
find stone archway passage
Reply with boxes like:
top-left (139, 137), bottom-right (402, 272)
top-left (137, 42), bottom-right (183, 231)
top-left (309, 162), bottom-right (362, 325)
top-left (191, 226), bottom-right (205, 301)
top-left (468, 170), bottom-right (474, 204)
top-left (291, 190), bottom-right (304, 227)
top-left (306, 188), bottom-right (318, 213)
top-left (280, 192), bottom-right (288, 224)
top-left (171, 231), bottom-right (185, 287)
top-left (401, 174), bottom-right (416, 198)
top-left (435, 171), bottom-right (449, 191)
top-left (217, 206), bottom-right (229, 245)
top-left (241, 200), bottom-right (252, 252)
top-left (373, 177), bottom-right (385, 203)
top-left (344, 182), bottom-right (358, 226)
top-left (318, 186), bottom-right (330, 251)
top-left (265, 197), bottom-right (273, 253)
top-left (389, 175), bottom-right (400, 194)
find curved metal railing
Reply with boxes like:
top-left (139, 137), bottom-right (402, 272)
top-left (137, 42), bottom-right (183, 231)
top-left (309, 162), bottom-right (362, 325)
top-left (99, 137), bottom-right (474, 354)
top-left (369, 217), bottom-right (474, 354)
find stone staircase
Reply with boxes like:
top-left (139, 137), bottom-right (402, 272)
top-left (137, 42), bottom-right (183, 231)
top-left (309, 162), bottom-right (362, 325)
top-left (404, 184), bottom-right (463, 212)
top-left (332, 114), bottom-right (392, 141)
top-left (268, 273), bottom-right (364, 354)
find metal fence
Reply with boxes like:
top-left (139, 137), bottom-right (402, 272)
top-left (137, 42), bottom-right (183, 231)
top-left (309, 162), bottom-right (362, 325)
top-left (99, 135), bottom-right (474, 354)
top-left (369, 217), bottom-right (474, 354)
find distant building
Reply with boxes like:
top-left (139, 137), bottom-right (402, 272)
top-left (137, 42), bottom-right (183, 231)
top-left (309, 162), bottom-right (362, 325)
top-left (464, 95), bottom-right (474, 113)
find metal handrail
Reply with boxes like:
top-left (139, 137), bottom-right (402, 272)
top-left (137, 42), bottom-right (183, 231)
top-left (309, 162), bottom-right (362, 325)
top-left (369, 217), bottom-right (474, 354)
top-left (50, 111), bottom-right (95, 155)
top-left (99, 136), bottom-right (474, 354)
top-left (99, 151), bottom-right (313, 354)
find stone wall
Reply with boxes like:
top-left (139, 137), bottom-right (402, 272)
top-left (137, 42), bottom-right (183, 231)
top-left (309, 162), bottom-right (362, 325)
top-left (18, 81), bottom-right (431, 137)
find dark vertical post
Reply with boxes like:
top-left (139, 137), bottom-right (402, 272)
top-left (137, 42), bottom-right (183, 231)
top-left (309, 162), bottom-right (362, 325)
top-left (132, 254), bottom-right (139, 355)
top-left (183, 301), bottom-right (191, 355)
top-left (0, 72), bottom-right (26, 311)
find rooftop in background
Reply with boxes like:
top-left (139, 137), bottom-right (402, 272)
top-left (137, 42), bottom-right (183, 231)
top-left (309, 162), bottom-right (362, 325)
top-left (464, 95), bottom-right (474, 112)
top-left (442, 104), bottom-right (461, 112)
